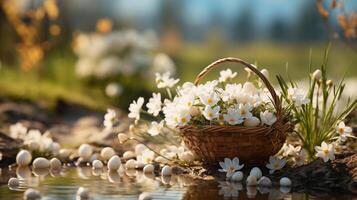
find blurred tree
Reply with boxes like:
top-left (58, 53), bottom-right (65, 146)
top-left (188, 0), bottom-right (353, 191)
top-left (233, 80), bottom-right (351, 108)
top-left (232, 5), bottom-right (255, 42)
top-left (295, 1), bottom-right (327, 41)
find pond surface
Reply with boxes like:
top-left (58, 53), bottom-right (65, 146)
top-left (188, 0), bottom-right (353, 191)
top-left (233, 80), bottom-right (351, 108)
top-left (0, 166), bottom-right (352, 200)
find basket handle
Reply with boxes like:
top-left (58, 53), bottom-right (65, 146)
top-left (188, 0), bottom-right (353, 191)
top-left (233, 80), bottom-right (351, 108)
top-left (194, 57), bottom-right (282, 118)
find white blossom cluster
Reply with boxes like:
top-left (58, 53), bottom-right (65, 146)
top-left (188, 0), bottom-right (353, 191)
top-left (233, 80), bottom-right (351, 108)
top-left (128, 69), bottom-right (277, 129)
top-left (73, 30), bottom-right (175, 79)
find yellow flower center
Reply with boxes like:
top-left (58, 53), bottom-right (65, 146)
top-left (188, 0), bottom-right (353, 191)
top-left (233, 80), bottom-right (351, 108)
top-left (228, 166), bottom-right (235, 173)
top-left (207, 98), bottom-right (213, 104)
top-left (323, 149), bottom-right (329, 155)
top-left (241, 110), bottom-right (246, 115)
top-left (219, 115), bottom-right (224, 121)
top-left (273, 163), bottom-right (279, 169)
top-left (181, 117), bottom-right (187, 123)
top-left (338, 128), bottom-right (344, 134)
top-left (208, 112), bottom-right (213, 118)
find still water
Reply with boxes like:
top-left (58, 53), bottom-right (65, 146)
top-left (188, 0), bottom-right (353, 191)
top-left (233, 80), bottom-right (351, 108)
top-left (0, 166), bottom-right (351, 200)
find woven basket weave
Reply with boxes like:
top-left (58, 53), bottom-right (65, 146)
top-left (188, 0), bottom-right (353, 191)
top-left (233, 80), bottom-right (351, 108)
top-left (180, 57), bottom-right (291, 165)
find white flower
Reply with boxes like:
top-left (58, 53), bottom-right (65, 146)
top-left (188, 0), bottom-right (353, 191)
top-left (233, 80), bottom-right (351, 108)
top-left (155, 72), bottom-right (179, 88)
top-left (288, 88), bottom-right (309, 106)
top-left (224, 108), bottom-right (243, 125)
top-left (105, 83), bottom-right (123, 97)
top-left (220, 83), bottom-right (242, 102)
top-left (266, 156), bottom-right (286, 174)
top-left (104, 109), bottom-right (117, 129)
top-left (237, 104), bottom-right (253, 119)
top-left (128, 97), bottom-right (144, 120)
top-left (315, 141), bottom-right (335, 162)
top-left (176, 109), bottom-right (191, 126)
top-left (336, 122), bottom-right (352, 142)
top-left (202, 106), bottom-right (220, 120)
top-left (293, 148), bottom-right (307, 166)
top-left (9, 123), bottom-right (27, 139)
top-left (199, 92), bottom-right (220, 106)
top-left (260, 110), bottom-right (277, 126)
top-left (148, 121), bottom-right (164, 136)
top-left (281, 143), bottom-right (301, 157)
top-left (219, 69), bottom-right (237, 83)
top-left (146, 93), bottom-right (162, 116)
top-left (219, 157), bottom-right (244, 178)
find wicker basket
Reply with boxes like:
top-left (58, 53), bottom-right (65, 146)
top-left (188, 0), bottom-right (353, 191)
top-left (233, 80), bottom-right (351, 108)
top-left (180, 57), bottom-right (291, 165)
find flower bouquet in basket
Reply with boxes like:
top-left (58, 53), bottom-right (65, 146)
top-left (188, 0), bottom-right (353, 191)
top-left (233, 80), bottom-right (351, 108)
top-left (123, 57), bottom-right (293, 166)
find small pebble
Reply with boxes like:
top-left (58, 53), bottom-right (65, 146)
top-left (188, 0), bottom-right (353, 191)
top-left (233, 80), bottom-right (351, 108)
top-left (246, 175), bottom-right (257, 186)
top-left (78, 144), bottom-right (93, 161)
top-left (76, 187), bottom-right (89, 199)
top-left (107, 155), bottom-right (121, 171)
top-left (125, 159), bottom-right (137, 169)
top-left (249, 167), bottom-right (262, 179)
top-left (143, 164), bottom-right (155, 174)
top-left (101, 147), bottom-right (115, 161)
top-left (50, 158), bottom-right (62, 170)
top-left (16, 150), bottom-right (32, 166)
top-left (257, 176), bottom-right (272, 187)
top-left (123, 151), bottom-right (136, 160)
top-left (231, 171), bottom-right (243, 182)
top-left (33, 157), bottom-right (50, 169)
top-left (161, 165), bottom-right (172, 176)
top-left (23, 188), bottom-right (41, 200)
top-left (92, 160), bottom-right (104, 169)
top-left (8, 177), bottom-right (19, 187)
top-left (135, 144), bottom-right (147, 156)
top-left (279, 177), bottom-right (292, 187)
top-left (58, 149), bottom-right (70, 161)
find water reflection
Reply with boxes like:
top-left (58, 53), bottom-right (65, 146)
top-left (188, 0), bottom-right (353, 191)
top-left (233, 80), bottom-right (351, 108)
top-left (0, 166), bottom-right (353, 200)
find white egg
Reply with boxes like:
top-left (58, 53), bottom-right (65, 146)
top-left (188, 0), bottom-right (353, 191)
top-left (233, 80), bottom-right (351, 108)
top-left (92, 160), bottom-right (103, 169)
top-left (143, 164), bottom-right (155, 174)
top-left (78, 144), bottom-right (93, 160)
top-left (244, 117), bottom-right (260, 127)
top-left (138, 192), bottom-right (152, 200)
top-left (33, 157), bottom-right (50, 169)
top-left (123, 151), bottom-right (136, 160)
top-left (23, 188), bottom-right (41, 200)
top-left (279, 177), bottom-right (292, 187)
top-left (135, 144), bottom-right (147, 155)
top-left (51, 142), bottom-right (61, 155)
top-left (136, 160), bottom-right (145, 169)
top-left (58, 149), bottom-right (70, 161)
top-left (155, 156), bottom-right (168, 164)
top-left (77, 187), bottom-right (89, 199)
top-left (8, 177), bottom-right (19, 187)
top-left (50, 158), bottom-right (61, 169)
top-left (27, 141), bottom-right (40, 151)
top-left (161, 165), bottom-right (172, 176)
top-left (246, 175), bottom-right (257, 186)
top-left (125, 159), bottom-right (137, 169)
top-left (231, 171), bottom-right (244, 182)
top-left (257, 176), bottom-right (272, 187)
top-left (100, 147), bottom-right (116, 161)
top-left (179, 152), bottom-right (195, 162)
top-left (249, 167), bottom-right (262, 179)
top-left (107, 155), bottom-right (121, 171)
top-left (16, 150), bottom-right (32, 166)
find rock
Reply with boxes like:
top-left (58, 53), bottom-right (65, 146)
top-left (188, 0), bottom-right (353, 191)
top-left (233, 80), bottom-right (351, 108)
top-left (257, 176), bottom-right (272, 187)
top-left (23, 188), bottom-right (41, 200)
top-left (143, 164), bottom-right (155, 174)
top-left (246, 175), bottom-right (257, 186)
top-left (100, 147), bottom-right (115, 161)
top-left (33, 157), bottom-right (50, 169)
top-left (78, 144), bottom-right (93, 161)
top-left (161, 165), bottom-right (172, 176)
top-left (107, 155), bottom-right (121, 171)
top-left (280, 177), bottom-right (292, 186)
top-left (123, 151), bottom-right (136, 160)
top-left (16, 150), bottom-right (32, 166)
top-left (50, 158), bottom-right (61, 169)
top-left (8, 177), bottom-right (19, 187)
top-left (249, 167), bottom-right (262, 179)
top-left (231, 171), bottom-right (243, 182)
top-left (92, 160), bottom-right (103, 169)
top-left (125, 159), bottom-right (137, 169)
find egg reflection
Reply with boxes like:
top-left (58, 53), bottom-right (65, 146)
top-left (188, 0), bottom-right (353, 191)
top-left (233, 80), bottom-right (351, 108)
top-left (246, 186), bottom-right (257, 198)
top-left (16, 166), bottom-right (32, 179)
top-left (108, 170), bottom-right (121, 183)
top-left (77, 167), bottom-right (92, 179)
top-left (33, 167), bottom-right (50, 177)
